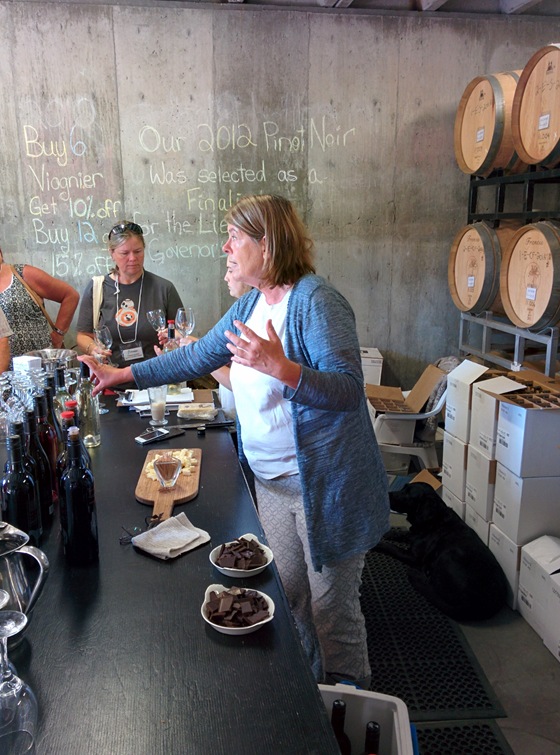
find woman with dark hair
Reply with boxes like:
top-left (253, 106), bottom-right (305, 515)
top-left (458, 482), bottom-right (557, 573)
top-left (81, 195), bottom-right (389, 686)
top-left (76, 221), bottom-right (183, 366)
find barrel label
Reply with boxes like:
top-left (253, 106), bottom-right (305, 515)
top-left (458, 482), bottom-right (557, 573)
top-left (467, 275), bottom-right (475, 289)
top-left (476, 127), bottom-right (485, 143)
top-left (526, 286), bottom-right (537, 301)
top-left (539, 112), bottom-right (551, 130)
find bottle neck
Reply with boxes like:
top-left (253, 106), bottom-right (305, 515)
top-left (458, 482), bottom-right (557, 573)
top-left (6, 436), bottom-right (24, 466)
top-left (55, 369), bottom-right (66, 390)
top-left (67, 431), bottom-right (82, 462)
top-left (34, 395), bottom-right (49, 422)
top-left (26, 412), bottom-right (38, 437)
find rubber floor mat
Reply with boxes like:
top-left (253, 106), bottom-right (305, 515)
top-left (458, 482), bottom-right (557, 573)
top-left (361, 546), bottom-right (506, 722)
top-left (414, 720), bottom-right (515, 754)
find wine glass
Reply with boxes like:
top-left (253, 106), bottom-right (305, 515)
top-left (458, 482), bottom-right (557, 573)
top-left (94, 326), bottom-right (113, 360)
top-left (147, 309), bottom-right (166, 334)
top-left (175, 307), bottom-right (195, 339)
top-left (0, 610), bottom-right (38, 754)
top-left (93, 326), bottom-right (113, 414)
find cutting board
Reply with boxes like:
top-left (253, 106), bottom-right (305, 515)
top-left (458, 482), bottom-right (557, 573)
top-left (135, 448), bottom-right (202, 522)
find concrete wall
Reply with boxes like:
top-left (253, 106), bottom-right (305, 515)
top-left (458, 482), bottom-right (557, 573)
top-left (0, 3), bottom-right (556, 385)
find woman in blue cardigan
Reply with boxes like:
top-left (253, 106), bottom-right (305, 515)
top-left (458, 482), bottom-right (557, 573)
top-left (82, 194), bottom-right (390, 686)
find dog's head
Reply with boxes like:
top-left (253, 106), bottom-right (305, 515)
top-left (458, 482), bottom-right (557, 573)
top-left (389, 482), bottom-right (450, 529)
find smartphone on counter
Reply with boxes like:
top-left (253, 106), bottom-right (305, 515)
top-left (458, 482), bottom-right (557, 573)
top-left (134, 427), bottom-right (185, 445)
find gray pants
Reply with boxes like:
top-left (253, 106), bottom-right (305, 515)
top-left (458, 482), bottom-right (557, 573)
top-left (255, 474), bottom-right (371, 685)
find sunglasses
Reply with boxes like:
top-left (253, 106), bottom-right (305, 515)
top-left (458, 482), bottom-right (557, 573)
top-left (109, 222), bottom-right (144, 240)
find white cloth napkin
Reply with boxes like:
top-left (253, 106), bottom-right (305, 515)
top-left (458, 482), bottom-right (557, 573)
top-left (132, 512), bottom-right (210, 560)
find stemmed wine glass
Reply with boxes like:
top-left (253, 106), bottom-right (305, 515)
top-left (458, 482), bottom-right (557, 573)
top-left (0, 609), bottom-right (38, 754)
top-left (94, 326), bottom-right (113, 361)
top-left (175, 307), bottom-right (195, 339)
top-left (147, 309), bottom-right (166, 335)
top-left (93, 326), bottom-right (113, 414)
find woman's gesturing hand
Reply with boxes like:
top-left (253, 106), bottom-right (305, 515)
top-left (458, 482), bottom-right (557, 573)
top-left (78, 356), bottom-right (133, 396)
top-left (225, 319), bottom-right (301, 389)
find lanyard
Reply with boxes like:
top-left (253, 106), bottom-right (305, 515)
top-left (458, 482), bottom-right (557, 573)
top-left (115, 272), bottom-right (144, 345)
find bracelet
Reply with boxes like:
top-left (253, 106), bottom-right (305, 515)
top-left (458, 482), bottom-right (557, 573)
top-left (52, 326), bottom-right (66, 336)
top-left (87, 342), bottom-right (95, 355)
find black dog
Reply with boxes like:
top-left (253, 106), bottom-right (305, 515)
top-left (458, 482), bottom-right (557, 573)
top-left (376, 482), bottom-right (507, 622)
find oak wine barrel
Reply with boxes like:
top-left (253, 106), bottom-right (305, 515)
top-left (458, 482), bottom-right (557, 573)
top-left (500, 221), bottom-right (560, 330)
top-left (454, 71), bottom-right (527, 177)
top-left (448, 222), bottom-right (519, 315)
top-left (512, 44), bottom-right (560, 168)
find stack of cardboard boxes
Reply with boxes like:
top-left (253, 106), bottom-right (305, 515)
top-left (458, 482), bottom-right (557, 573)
top-left (441, 359), bottom-right (560, 661)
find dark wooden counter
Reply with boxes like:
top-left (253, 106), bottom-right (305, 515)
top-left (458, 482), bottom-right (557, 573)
top-left (13, 405), bottom-right (340, 754)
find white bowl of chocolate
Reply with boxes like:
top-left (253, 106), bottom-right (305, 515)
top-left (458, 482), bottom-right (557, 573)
top-left (201, 584), bottom-right (275, 635)
top-left (209, 533), bottom-right (273, 577)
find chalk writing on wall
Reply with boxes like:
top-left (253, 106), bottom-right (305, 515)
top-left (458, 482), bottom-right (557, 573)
top-left (19, 103), bottom-right (358, 281)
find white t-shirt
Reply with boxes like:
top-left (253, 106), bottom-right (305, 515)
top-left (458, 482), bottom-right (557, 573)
top-left (230, 290), bottom-right (297, 479)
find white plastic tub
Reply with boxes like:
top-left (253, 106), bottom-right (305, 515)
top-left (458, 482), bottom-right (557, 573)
top-left (319, 684), bottom-right (414, 755)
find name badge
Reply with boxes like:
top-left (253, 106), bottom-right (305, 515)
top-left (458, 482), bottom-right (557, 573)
top-left (122, 346), bottom-right (144, 361)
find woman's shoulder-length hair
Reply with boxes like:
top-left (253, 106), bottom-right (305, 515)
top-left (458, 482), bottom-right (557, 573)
top-left (225, 195), bottom-right (315, 287)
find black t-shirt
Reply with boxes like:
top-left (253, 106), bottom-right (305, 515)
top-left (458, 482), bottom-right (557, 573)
top-left (77, 271), bottom-right (184, 367)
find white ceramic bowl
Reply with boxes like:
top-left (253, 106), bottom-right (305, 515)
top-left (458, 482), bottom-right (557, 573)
top-left (201, 583), bottom-right (275, 636)
top-left (209, 533), bottom-right (273, 578)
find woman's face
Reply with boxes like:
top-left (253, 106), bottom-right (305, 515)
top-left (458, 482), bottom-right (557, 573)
top-left (111, 235), bottom-right (145, 281)
top-left (222, 224), bottom-right (266, 288)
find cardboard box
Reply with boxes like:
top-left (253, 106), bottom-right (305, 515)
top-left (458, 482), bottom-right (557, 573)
top-left (543, 573), bottom-right (560, 662)
top-left (508, 369), bottom-right (559, 391)
top-left (465, 503), bottom-right (491, 545)
top-left (367, 364), bottom-right (444, 445)
top-left (12, 355), bottom-right (42, 372)
top-left (465, 444), bottom-right (496, 521)
top-left (442, 431), bottom-right (467, 502)
top-left (441, 485), bottom-right (465, 520)
top-left (445, 359), bottom-right (490, 443)
top-left (360, 347), bottom-right (383, 386)
top-left (470, 376), bottom-right (525, 458)
top-left (493, 464), bottom-right (560, 545)
top-left (411, 469), bottom-right (442, 490)
top-left (495, 393), bottom-right (560, 477)
top-left (518, 536), bottom-right (560, 637)
top-left (318, 684), bottom-right (414, 755)
top-left (489, 524), bottom-right (521, 610)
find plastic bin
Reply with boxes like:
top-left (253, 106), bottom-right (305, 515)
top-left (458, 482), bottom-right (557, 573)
top-left (319, 684), bottom-right (414, 755)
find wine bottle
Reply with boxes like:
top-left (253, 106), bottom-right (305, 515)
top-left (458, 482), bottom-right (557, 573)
top-left (56, 411), bottom-right (77, 488)
top-left (59, 426), bottom-right (99, 566)
top-left (331, 699), bottom-right (352, 755)
top-left (164, 320), bottom-right (180, 393)
top-left (44, 377), bottom-right (64, 452)
top-left (164, 320), bottom-right (178, 350)
top-left (1, 434), bottom-right (42, 545)
top-left (25, 408), bottom-right (54, 528)
top-left (7, 420), bottom-right (43, 543)
top-left (34, 392), bottom-right (59, 506)
top-left (76, 361), bottom-right (101, 448)
top-left (65, 400), bottom-right (91, 466)
top-left (362, 721), bottom-right (381, 755)
top-left (53, 366), bottom-right (71, 425)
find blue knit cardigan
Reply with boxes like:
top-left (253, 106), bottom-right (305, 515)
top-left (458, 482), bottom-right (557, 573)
top-left (132, 274), bottom-right (390, 570)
